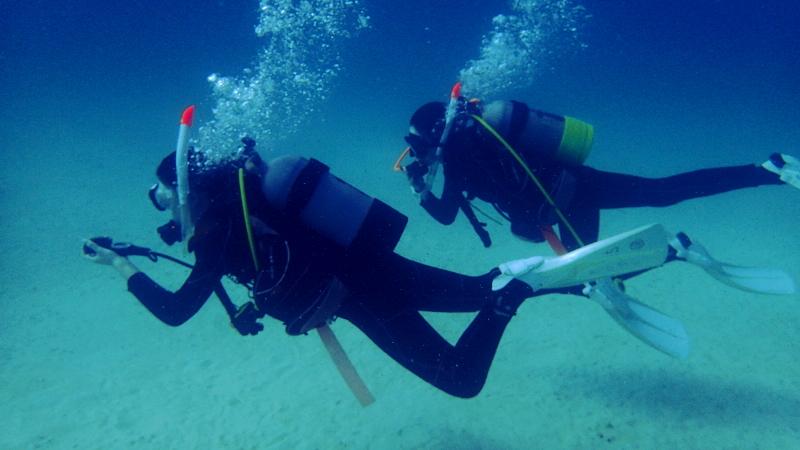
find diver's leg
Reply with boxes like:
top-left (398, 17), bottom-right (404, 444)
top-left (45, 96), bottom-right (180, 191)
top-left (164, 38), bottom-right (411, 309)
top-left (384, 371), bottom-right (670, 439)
top-left (336, 296), bottom-right (519, 398)
top-left (340, 252), bottom-right (501, 313)
top-left (573, 164), bottom-right (782, 209)
top-left (339, 251), bottom-right (580, 316)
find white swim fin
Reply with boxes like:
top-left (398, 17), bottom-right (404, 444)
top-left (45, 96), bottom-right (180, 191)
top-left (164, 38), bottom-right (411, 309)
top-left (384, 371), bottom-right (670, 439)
top-left (670, 233), bottom-right (797, 295)
top-left (493, 224), bottom-right (670, 291)
top-left (762, 153), bottom-right (800, 190)
top-left (491, 223), bottom-right (793, 359)
top-left (586, 278), bottom-right (690, 359)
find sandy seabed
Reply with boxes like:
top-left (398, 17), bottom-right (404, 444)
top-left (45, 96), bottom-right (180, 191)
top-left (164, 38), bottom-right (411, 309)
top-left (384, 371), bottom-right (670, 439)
top-left (2, 133), bottom-right (799, 450)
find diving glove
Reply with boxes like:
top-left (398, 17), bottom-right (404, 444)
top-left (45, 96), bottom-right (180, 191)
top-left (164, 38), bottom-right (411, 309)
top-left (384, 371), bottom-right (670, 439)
top-left (762, 153), bottom-right (800, 189)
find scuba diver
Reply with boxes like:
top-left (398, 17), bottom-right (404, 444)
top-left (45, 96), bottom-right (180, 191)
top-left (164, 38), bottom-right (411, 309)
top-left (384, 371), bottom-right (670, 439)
top-left (398, 95), bottom-right (800, 251)
top-left (84, 134), bottom-right (795, 400)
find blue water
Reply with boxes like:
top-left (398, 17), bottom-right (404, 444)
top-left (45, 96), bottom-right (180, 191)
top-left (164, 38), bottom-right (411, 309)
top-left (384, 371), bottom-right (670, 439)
top-left (2, 1), bottom-right (799, 448)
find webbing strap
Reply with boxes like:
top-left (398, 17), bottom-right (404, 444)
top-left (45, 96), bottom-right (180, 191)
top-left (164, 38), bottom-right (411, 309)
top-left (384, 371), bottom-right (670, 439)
top-left (317, 324), bottom-right (375, 407)
top-left (540, 225), bottom-right (568, 256)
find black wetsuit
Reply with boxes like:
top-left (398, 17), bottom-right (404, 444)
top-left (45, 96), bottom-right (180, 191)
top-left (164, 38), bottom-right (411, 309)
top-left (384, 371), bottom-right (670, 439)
top-left (420, 102), bottom-right (784, 251)
top-left (126, 172), bottom-right (568, 398)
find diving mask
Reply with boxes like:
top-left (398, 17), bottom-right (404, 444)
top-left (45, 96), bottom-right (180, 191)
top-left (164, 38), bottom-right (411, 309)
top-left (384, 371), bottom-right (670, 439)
top-left (148, 182), bottom-right (176, 212)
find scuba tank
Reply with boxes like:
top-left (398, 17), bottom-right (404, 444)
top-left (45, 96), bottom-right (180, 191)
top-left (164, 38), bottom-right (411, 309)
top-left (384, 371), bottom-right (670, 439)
top-left (262, 155), bottom-right (408, 257)
top-left (481, 100), bottom-right (594, 167)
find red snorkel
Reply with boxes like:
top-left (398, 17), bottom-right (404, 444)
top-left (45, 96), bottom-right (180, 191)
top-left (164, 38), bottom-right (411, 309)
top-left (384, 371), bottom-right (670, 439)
top-left (175, 105), bottom-right (195, 244)
top-left (417, 81), bottom-right (463, 192)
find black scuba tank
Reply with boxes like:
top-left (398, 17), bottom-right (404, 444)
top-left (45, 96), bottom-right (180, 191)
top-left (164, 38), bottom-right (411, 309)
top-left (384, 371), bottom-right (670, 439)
top-left (481, 100), bottom-right (594, 167)
top-left (261, 156), bottom-right (408, 257)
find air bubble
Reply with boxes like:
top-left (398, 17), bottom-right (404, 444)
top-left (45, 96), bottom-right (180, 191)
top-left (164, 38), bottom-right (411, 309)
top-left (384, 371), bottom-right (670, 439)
top-left (459, 0), bottom-right (588, 98)
top-left (197, 0), bottom-right (369, 164)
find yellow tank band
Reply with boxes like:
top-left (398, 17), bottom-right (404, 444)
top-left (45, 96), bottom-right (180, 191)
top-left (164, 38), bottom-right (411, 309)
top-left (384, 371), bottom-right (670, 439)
top-left (557, 116), bottom-right (594, 166)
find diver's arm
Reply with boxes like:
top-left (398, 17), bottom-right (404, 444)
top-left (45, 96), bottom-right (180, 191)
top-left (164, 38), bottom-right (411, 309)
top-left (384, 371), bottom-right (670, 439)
top-left (127, 228), bottom-right (225, 326)
top-left (419, 171), bottom-right (461, 225)
top-left (83, 237), bottom-right (216, 326)
top-left (127, 267), bottom-right (219, 327)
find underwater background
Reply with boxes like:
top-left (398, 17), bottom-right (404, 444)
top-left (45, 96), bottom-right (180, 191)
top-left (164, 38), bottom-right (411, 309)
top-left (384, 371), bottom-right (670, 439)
top-left (2, 0), bottom-right (799, 448)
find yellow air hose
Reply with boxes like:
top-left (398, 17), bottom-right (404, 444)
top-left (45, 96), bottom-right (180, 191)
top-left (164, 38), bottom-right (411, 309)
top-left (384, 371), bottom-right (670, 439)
top-left (470, 115), bottom-right (587, 248)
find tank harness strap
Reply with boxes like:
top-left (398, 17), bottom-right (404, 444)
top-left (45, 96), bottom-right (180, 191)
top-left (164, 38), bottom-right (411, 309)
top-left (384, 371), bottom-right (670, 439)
top-left (238, 168), bottom-right (261, 272)
top-left (470, 114), bottom-right (587, 248)
top-left (317, 324), bottom-right (375, 406)
top-left (240, 167), bottom-right (375, 407)
top-left (285, 158), bottom-right (329, 216)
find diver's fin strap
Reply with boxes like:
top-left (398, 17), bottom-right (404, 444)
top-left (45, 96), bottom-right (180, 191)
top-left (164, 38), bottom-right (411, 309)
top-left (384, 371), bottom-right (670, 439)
top-left (317, 325), bottom-right (375, 407)
top-left (238, 169), bottom-right (260, 273)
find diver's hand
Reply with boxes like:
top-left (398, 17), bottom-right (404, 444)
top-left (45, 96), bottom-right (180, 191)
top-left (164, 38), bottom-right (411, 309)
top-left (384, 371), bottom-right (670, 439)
top-left (405, 160), bottom-right (430, 194)
top-left (232, 302), bottom-right (264, 336)
top-left (82, 239), bottom-right (140, 280)
top-left (82, 239), bottom-right (120, 265)
top-left (410, 177), bottom-right (429, 194)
